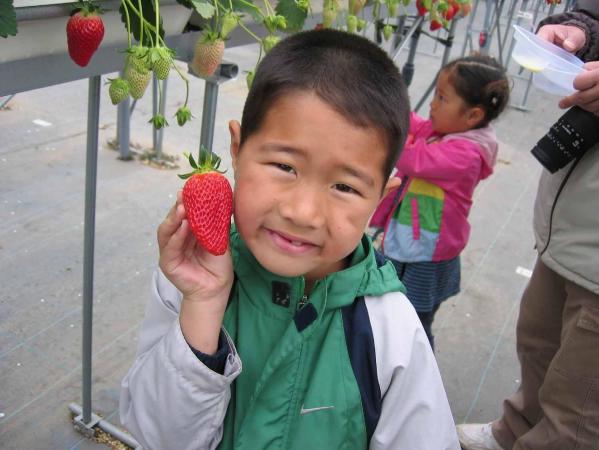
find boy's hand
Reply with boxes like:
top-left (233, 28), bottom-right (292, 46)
top-left (158, 191), bottom-right (234, 302)
top-left (559, 61), bottom-right (599, 115)
top-left (537, 24), bottom-right (586, 53)
top-left (158, 192), bottom-right (233, 354)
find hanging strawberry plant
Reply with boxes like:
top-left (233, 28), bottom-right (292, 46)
top-left (0, 0), bottom-right (474, 125)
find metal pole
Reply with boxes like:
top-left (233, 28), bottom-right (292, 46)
top-left (82, 75), bottom-right (101, 425)
top-left (392, 16), bottom-right (424, 63)
top-left (479, 0), bottom-right (495, 55)
top-left (160, 77), bottom-right (168, 152)
top-left (199, 80), bottom-right (219, 152)
top-left (401, 19), bottom-right (423, 86)
top-left (461, 0), bottom-right (482, 57)
top-left (415, 19), bottom-right (457, 111)
top-left (152, 75), bottom-right (159, 155)
top-left (117, 73), bottom-right (131, 160)
top-left (151, 75), bottom-right (168, 157)
top-left (501, 0), bottom-right (520, 51)
top-left (491, 0), bottom-right (506, 64)
top-left (504, 0), bottom-right (530, 67)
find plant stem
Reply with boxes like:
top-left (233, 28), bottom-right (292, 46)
top-left (263, 0), bottom-right (275, 16)
top-left (155, 0), bottom-right (160, 47)
top-left (137, 0), bottom-right (145, 46)
top-left (122, 0), bottom-right (159, 41)
top-left (238, 20), bottom-right (262, 43)
top-left (171, 61), bottom-right (190, 107)
top-left (121, 0), bottom-right (132, 48)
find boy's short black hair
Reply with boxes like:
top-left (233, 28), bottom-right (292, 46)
top-left (240, 29), bottom-right (410, 181)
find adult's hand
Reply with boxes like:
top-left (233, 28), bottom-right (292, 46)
top-left (559, 61), bottom-right (599, 115)
top-left (537, 24), bottom-right (587, 53)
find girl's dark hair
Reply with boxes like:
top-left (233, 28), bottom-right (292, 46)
top-left (240, 29), bottom-right (410, 180)
top-left (443, 53), bottom-right (510, 127)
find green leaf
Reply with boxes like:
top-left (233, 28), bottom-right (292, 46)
top-left (119, 0), bottom-right (164, 47)
top-left (274, 0), bottom-right (307, 33)
top-left (187, 152), bottom-right (198, 169)
top-left (190, 0), bottom-right (215, 19)
top-left (0, 0), bottom-right (17, 39)
top-left (231, 0), bottom-right (263, 23)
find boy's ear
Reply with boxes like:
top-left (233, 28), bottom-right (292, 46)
top-left (382, 176), bottom-right (402, 198)
top-left (229, 120), bottom-right (241, 170)
top-left (467, 106), bottom-right (485, 128)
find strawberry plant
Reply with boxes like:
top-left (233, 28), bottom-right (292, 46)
top-left (0, 0), bottom-right (478, 122)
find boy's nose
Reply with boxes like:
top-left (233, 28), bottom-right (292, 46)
top-left (278, 185), bottom-right (325, 229)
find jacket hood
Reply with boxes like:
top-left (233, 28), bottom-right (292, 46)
top-left (231, 227), bottom-right (404, 314)
top-left (444, 124), bottom-right (498, 179)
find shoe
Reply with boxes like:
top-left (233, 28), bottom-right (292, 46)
top-left (457, 423), bottom-right (504, 450)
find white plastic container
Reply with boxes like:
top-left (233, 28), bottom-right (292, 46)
top-left (511, 24), bottom-right (584, 95)
top-left (533, 66), bottom-right (581, 96)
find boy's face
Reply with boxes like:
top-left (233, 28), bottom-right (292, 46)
top-left (229, 91), bottom-right (399, 282)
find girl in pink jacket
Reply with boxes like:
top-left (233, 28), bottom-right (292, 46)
top-left (370, 54), bottom-right (510, 350)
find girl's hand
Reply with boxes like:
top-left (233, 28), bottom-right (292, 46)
top-left (157, 191), bottom-right (233, 305)
top-left (559, 61), bottom-right (599, 115)
top-left (537, 24), bottom-right (586, 53)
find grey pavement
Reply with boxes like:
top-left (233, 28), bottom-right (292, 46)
top-left (0, 4), bottom-right (568, 449)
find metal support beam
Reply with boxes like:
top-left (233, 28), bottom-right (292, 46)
top-left (82, 75), bottom-right (101, 427)
top-left (116, 71), bottom-right (132, 160)
top-left (401, 19), bottom-right (423, 87)
top-left (415, 19), bottom-right (458, 112)
top-left (152, 75), bottom-right (168, 157)
top-left (195, 62), bottom-right (238, 154)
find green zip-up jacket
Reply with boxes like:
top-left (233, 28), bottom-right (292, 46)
top-left (120, 231), bottom-right (459, 450)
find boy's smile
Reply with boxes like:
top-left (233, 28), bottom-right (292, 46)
top-left (229, 91), bottom-right (398, 286)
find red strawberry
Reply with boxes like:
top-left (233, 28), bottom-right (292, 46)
top-left (443, 4), bottom-right (457, 21)
top-left (66, 1), bottom-right (104, 67)
top-left (430, 19), bottom-right (442, 31)
top-left (459, 2), bottom-right (472, 17)
top-left (179, 149), bottom-right (233, 256)
top-left (416, 0), bottom-right (428, 16)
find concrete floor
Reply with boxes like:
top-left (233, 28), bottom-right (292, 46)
top-left (0, 3), bottom-right (568, 448)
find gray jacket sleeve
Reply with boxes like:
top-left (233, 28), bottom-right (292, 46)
top-left (538, 0), bottom-right (599, 61)
top-left (119, 268), bottom-right (242, 450)
top-left (366, 292), bottom-right (461, 450)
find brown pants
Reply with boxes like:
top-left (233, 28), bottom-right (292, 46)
top-left (492, 258), bottom-right (599, 450)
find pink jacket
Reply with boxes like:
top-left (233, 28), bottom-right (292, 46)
top-left (371, 112), bottom-right (498, 262)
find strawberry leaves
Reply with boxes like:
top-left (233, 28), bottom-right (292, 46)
top-left (274, 0), bottom-right (308, 33)
top-left (0, 0), bottom-right (17, 38)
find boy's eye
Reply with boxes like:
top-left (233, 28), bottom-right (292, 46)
top-left (272, 163), bottom-right (295, 173)
top-left (334, 183), bottom-right (359, 195)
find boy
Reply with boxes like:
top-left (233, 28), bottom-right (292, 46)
top-left (120, 29), bottom-right (460, 450)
